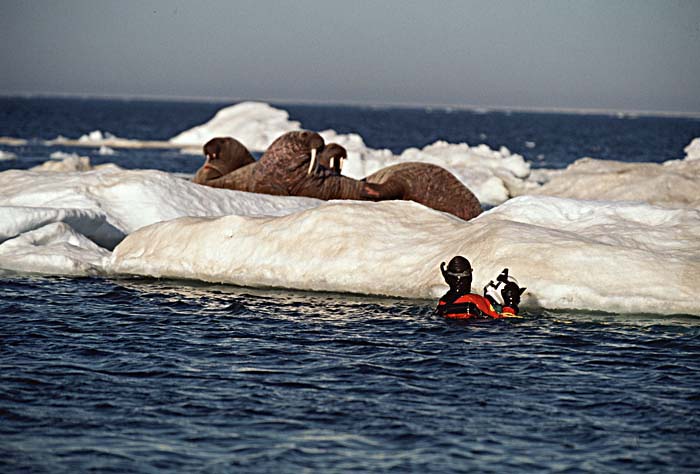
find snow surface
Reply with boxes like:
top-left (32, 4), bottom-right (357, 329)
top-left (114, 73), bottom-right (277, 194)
top-left (0, 168), bottom-right (321, 279)
top-left (530, 158), bottom-right (700, 209)
top-left (1, 164), bottom-right (698, 315)
top-left (1, 101), bottom-right (698, 315)
top-left (110, 195), bottom-right (700, 315)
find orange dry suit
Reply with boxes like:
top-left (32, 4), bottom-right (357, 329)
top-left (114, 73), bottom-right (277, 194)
top-left (436, 291), bottom-right (517, 319)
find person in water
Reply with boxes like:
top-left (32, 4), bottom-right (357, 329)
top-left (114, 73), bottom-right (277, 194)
top-left (435, 256), bottom-right (526, 319)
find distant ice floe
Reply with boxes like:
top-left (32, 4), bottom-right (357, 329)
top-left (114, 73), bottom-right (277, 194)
top-left (46, 130), bottom-right (174, 149)
top-left (529, 157), bottom-right (700, 209)
top-left (29, 152), bottom-right (120, 172)
top-left (0, 167), bottom-right (698, 315)
top-left (98, 145), bottom-right (116, 155)
top-left (684, 138), bottom-right (700, 161)
top-left (79, 130), bottom-right (117, 143)
top-left (170, 101), bottom-right (302, 152)
top-left (0, 150), bottom-right (17, 161)
top-left (0, 137), bottom-right (28, 146)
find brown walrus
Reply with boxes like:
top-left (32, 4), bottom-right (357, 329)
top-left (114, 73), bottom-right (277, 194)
top-left (317, 143), bottom-right (346, 176)
top-left (363, 162), bottom-right (482, 220)
top-left (309, 143), bottom-right (481, 220)
top-left (193, 137), bottom-right (256, 187)
top-left (193, 131), bottom-right (482, 220)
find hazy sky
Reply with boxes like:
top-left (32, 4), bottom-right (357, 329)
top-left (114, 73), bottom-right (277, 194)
top-left (2, 0), bottom-right (699, 112)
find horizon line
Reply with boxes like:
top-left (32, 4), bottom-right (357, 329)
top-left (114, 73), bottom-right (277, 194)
top-left (2, 90), bottom-right (700, 119)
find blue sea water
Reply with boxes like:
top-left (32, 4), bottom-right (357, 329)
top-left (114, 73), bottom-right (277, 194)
top-left (1, 98), bottom-right (700, 473)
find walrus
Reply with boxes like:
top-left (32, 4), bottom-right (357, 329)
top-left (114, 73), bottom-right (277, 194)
top-left (363, 162), bottom-right (482, 220)
top-left (297, 139), bottom-right (481, 219)
top-left (317, 143), bottom-right (346, 176)
top-left (193, 131), bottom-right (482, 220)
top-left (193, 137), bottom-right (257, 191)
top-left (249, 131), bottom-right (482, 220)
top-left (248, 131), bottom-right (386, 200)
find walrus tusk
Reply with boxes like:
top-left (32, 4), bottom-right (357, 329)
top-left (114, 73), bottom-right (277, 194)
top-left (339, 157), bottom-right (344, 171)
top-left (329, 157), bottom-right (335, 170)
top-left (307, 148), bottom-right (318, 175)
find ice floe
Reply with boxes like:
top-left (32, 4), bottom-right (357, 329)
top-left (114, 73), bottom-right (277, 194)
top-left (0, 101), bottom-right (698, 315)
top-left (0, 164), bottom-right (697, 314)
top-left (0, 150), bottom-right (17, 161)
top-left (530, 158), bottom-right (700, 209)
top-left (109, 194), bottom-right (700, 315)
top-left (170, 101), bottom-right (302, 151)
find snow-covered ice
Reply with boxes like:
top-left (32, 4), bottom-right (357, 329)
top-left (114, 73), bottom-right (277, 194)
top-left (530, 158), bottom-right (700, 209)
top-left (110, 195), bottom-right (700, 315)
top-left (170, 101), bottom-right (302, 152)
top-left (1, 102), bottom-right (698, 315)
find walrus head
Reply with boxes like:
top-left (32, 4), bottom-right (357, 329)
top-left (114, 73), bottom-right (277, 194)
top-left (254, 131), bottom-right (326, 189)
top-left (317, 143), bottom-right (347, 176)
top-left (195, 137), bottom-right (255, 183)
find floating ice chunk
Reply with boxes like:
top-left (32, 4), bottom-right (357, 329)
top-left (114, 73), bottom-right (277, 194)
top-left (48, 130), bottom-right (120, 145)
top-left (32, 152), bottom-right (121, 172)
top-left (50, 151), bottom-right (79, 160)
top-left (35, 152), bottom-right (93, 171)
top-left (531, 157), bottom-right (700, 209)
top-left (110, 196), bottom-right (700, 315)
top-left (0, 222), bottom-right (111, 276)
top-left (78, 130), bottom-right (117, 143)
top-left (170, 102), bottom-right (302, 151)
top-left (46, 131), bottom-right (169, 150)
top-left (684, 137), bottom-right (700, 161)
top-left (0, 137), bottom-right (27, 146)
top-left (0, 150), bottom-right (17, 161)
top-left (99, 146), bottom-right (116, 155)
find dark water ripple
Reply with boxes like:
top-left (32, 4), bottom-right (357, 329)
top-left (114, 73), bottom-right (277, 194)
top-left (1, 276), bottom-right (699, 473)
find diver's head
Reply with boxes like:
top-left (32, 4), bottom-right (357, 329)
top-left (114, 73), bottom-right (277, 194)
top-left (441, 256), bottom-right (473, 294)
